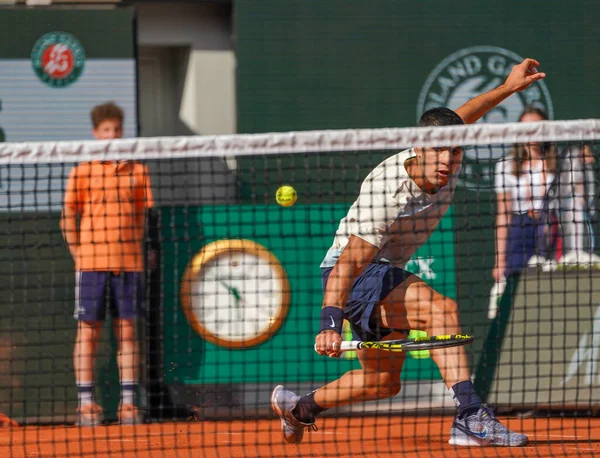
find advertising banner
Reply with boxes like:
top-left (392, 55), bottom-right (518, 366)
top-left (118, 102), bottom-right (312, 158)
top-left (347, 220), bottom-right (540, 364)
top-left (477, 271), bottom-right (600, 409)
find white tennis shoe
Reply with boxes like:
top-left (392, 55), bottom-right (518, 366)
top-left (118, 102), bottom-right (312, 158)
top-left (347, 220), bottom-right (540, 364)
top-left (271, 385), bottom-right (316, 444)
top-left (449, 405), bottom-right (529, 447)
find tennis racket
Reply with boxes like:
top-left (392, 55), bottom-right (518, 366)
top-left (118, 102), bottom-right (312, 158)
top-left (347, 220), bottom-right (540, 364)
top-left (316, 334), bottom-right (474, 353)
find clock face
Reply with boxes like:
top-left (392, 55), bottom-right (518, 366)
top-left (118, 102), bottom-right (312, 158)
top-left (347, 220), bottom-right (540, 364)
top-left (181, 240), bottom-right (290, 348)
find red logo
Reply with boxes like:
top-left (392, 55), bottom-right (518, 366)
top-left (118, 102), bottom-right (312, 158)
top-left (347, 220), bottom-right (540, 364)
top-left (31, 32), bottom-right (85, 88)
top-left (41, 44), bottom-right (74, 79)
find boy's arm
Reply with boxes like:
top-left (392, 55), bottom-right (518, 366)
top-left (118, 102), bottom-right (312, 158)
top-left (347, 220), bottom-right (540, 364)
top-left (60, 206), bottom-right (79, 259)
top-left (60, 168), bottom-right (80, 260)
top-left (455, 58), bottom-right (546, 124)
top-left (135, 165), bottom-right (154, 223)
top-left (136, 165), bottom-right (157, 268)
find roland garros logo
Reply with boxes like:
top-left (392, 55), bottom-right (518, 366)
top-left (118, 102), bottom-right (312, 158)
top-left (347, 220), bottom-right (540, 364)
top-left (417, 46), bottom-right (554, 188)
top-left (31, 32), bottom-right (85, 88)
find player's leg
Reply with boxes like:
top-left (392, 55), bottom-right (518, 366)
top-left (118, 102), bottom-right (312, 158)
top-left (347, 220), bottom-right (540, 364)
top-left (272, 264), bottom-right (411, 443)
top-left (378, 275), bottom-right (470, 389)
top-left (272, 330), bottom-right (406, 444)
top-left (73, 271), bottom-right (108, 426)
top-left (111, 272), bottom-right (142, 424)
top-left (313, 332), bottom-right (406, 408)
top-left (380, 276), bottom-right (528, 446)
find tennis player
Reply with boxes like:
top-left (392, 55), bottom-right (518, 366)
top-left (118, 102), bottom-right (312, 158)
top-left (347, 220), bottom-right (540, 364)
top-left (272, 58), bottom-right (545, 447)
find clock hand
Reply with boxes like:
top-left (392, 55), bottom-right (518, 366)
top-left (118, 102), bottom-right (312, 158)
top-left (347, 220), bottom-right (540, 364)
top-left (219, 281), bottom-right (244, 323)
top-left (219, 280), bottom-right (242, 302)
top-left (230, 286), bottom-right (242, 302)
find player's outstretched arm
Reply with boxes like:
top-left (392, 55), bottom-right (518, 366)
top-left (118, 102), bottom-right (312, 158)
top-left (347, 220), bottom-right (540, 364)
top-left (316, 235), bottom-right (378, 358)
top-left (455, 58), bottom-right (546, 124)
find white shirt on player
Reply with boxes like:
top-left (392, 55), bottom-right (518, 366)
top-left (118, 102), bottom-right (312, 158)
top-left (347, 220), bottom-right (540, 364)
top-left (320, 149), bottom-right (459, 269)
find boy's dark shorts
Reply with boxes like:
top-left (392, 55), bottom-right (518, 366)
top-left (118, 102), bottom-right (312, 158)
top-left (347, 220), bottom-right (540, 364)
top-left (74, 271), bottom-right (143, 322)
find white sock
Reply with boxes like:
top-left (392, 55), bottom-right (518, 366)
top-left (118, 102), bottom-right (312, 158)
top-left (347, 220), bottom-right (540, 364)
top-left (77, 382), bottom-right (94, 408)
top-left (120, 381), bottom-right (137, 406)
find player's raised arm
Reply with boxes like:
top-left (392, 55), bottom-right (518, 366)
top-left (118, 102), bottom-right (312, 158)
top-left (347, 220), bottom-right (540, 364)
top-left (316, 235), bottom-right (379, 357)
top-left (455, 58), bottom-right (546, 124)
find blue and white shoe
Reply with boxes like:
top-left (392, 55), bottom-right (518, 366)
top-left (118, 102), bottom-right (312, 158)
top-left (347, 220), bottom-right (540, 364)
top-left (449, 405), bottom-right (529, 447)
top-left (271, 385), bottom-right (316, 444)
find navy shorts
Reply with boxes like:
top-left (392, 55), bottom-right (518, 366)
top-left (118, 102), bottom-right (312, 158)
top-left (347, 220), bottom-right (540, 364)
top-left (321, 263), bottom-right (413, 341)
top-left (74, 272), bottom-right (143, 322)
top-left (505, 213), bottom-right (541, 276)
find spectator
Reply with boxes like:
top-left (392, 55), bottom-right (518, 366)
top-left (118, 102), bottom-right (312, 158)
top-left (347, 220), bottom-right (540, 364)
top-left (493, 107), bottom-right (557, 281)
top-left (60, 102), bottom-right (154, 426)
top-left (558, 143), bottom-right (596, 256)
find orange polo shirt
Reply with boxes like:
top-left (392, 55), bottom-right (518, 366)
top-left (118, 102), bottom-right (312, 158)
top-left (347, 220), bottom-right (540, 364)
top-left (63, 161), bottom-right (154, 272)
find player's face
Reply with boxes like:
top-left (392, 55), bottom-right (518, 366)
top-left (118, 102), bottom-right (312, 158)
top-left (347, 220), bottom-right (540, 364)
top-left (93, 119), bottom-right (123, 140)
top-left (419, 146), bottom-right (463, 188)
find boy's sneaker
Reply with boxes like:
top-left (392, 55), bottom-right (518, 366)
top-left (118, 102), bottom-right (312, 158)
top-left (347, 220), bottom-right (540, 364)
top-left (271, 385), bottom-right (316, 444)
top-left (118, 403), bottom-right (142, 425)
top-left (76, 403), bottom-right (103, 427)
top-left (449, 405), bottom-right (529, 447)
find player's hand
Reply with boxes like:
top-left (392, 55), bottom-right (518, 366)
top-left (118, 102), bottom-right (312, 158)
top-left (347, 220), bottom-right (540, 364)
top-left (504, 58), bottom-right (546, 93)
top-left (315, 330), bottom-right (343, 358)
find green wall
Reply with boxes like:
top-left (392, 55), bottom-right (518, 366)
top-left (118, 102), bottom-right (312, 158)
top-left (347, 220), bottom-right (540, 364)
top-left (236, 0), bottom-right (600, 134)
top-left (0, 9), bottom-right (135, 58)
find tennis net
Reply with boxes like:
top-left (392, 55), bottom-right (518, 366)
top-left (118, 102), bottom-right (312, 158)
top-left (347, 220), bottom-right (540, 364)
top-left (0, 119), bottom-right (599, 457)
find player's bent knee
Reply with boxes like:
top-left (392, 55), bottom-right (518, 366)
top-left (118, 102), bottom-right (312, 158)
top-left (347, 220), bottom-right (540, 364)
top-left (364, 373), bottom-right (401, 400)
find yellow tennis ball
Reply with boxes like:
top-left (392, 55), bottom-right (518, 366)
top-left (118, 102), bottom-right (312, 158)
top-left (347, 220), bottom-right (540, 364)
top-left (408, 329), bottom-right (431, 359)
top-left (276, 185), bottom-right (297, 207)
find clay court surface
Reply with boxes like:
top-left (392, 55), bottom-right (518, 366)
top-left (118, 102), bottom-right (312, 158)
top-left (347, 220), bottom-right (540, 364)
top-left (1, 416), bottom-right (599, 458)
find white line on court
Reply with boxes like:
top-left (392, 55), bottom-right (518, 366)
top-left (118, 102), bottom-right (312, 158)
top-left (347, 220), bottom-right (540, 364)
top-left (533, 434), bottom-right (584, 439)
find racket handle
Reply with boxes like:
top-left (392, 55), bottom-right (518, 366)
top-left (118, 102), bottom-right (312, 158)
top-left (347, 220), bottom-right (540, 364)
top-left (313, 341), bottom-right (361, 352)
top-left (340, 341), bottom-right (361, 351)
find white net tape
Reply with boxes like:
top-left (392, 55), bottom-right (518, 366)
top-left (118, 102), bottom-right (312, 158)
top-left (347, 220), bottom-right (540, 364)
top-left (0, 119), bottom-right (598, 164)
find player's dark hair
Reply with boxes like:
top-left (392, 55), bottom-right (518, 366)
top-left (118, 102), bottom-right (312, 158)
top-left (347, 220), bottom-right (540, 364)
top-left (90, 102), bottom-right (124, 129)
top-left (418, 107), bottom-right (464, 127)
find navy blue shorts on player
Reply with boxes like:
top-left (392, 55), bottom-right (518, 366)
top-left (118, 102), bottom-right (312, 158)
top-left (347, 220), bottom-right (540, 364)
top-left (74, 271), bottom-right (143, 321)
top-left (321, 263), bottom-right (412, 341)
